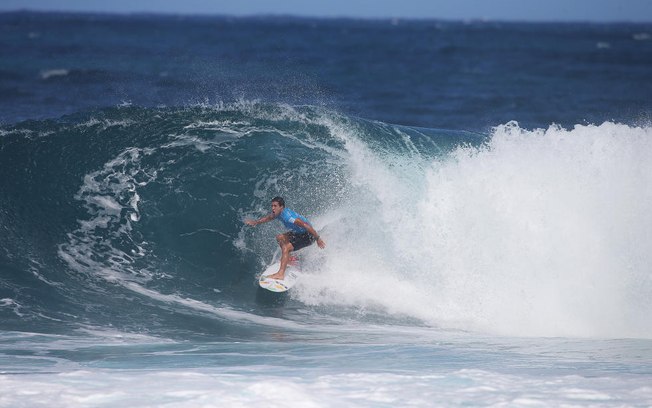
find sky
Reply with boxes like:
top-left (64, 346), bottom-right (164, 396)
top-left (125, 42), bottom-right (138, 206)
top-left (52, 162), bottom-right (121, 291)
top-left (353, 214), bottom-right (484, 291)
top-left (1, 0), bottom-right (651, 23)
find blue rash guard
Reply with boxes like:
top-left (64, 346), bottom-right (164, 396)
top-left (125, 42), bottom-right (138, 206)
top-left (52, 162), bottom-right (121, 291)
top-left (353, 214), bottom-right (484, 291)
top-left (278, 208), bottom-right (310, 233)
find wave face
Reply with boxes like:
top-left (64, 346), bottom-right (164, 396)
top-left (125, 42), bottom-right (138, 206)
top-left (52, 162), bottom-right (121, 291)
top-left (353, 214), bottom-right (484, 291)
top-left (1, 103), bottom-right (651, 338)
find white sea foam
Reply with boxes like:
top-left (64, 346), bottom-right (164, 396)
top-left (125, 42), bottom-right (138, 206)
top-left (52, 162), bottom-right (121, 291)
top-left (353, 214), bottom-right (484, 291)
top-left (73, 117), bottom-right (136, 130)
top-left (0, 298), bottom-right (24, 317)
top-left (1, 367), bottom-right (650, 407)
top-left (58, 146), bottom-right (157, 284)
top-left (39, 69), bottom-right (69, 80)
top-left (298, 121), bottom-right (652, 338)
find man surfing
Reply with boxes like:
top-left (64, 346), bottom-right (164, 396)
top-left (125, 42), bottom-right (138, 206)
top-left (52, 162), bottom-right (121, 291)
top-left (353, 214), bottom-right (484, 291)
top-left (245, 197), bottom-right (325, 280)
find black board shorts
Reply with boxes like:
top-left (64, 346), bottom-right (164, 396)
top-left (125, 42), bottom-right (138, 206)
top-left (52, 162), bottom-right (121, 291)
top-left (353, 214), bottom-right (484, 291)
top-left (287, 231), bottom-right (315, 251)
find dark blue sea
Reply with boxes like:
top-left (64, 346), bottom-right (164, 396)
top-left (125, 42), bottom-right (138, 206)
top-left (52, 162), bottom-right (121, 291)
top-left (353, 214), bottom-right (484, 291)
top-left (1, 11), bottom-right (652, 406)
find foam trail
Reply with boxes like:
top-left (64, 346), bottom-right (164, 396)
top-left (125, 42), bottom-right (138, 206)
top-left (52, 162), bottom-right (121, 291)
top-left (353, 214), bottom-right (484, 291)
top-left (120, 281), bottom-right (306, 330)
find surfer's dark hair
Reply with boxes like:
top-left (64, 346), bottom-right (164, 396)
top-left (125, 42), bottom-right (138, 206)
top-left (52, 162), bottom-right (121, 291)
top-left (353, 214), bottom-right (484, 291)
top-left (271, 196), bottom-right (285, 207)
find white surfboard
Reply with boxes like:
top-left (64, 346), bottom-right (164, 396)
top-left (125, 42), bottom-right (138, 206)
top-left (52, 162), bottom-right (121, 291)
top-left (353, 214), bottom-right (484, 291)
top-left (258, 259), bottom-right (301, 293)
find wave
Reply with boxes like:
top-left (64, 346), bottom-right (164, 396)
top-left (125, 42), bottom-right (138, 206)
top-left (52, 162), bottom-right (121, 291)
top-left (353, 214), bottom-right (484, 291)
top-left (1, 102), bottom-right (650, 339)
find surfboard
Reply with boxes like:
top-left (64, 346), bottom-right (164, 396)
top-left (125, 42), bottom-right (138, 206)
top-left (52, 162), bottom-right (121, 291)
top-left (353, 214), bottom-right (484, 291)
top-left (258, 258), bottom-right (301, 293)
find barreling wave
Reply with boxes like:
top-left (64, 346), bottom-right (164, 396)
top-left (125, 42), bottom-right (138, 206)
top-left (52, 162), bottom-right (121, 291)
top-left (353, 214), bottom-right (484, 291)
top-left (1, 102), bottom-right (651, 339)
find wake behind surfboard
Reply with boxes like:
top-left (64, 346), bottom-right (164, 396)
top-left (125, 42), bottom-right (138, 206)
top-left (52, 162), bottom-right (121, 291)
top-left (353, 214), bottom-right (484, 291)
top-left (258, 257), bottom-right (301, 293)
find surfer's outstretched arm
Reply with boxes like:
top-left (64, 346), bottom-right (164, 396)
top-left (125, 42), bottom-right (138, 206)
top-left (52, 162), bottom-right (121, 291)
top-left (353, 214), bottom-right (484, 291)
top-left (244, 213), bottom-right (275, 226)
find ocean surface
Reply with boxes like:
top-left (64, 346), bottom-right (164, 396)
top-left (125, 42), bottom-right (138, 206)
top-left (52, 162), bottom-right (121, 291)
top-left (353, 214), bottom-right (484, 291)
top-left (1, 11), bottom-right (652, 407)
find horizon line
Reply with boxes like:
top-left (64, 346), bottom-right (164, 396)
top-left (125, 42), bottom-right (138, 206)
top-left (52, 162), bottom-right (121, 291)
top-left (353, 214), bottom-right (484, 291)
top-left (2, 8), bottom-right (651, 25)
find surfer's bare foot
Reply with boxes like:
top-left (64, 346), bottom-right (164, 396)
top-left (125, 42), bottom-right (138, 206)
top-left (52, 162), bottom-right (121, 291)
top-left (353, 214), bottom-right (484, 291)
top-left (268, 271), bottom-right (285, 280)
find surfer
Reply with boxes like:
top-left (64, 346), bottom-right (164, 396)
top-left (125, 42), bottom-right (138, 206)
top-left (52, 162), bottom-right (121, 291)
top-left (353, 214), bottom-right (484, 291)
top-left (245, 197), bottom-right (325, 280)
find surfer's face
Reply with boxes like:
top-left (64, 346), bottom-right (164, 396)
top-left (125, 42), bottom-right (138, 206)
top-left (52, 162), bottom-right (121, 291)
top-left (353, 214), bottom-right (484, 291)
top-left (271, 201), bottom-right (283, 216)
